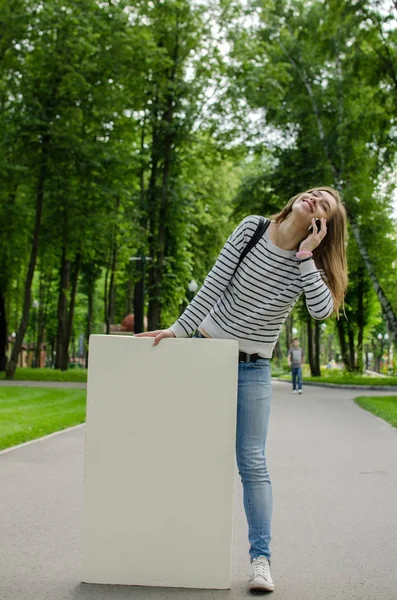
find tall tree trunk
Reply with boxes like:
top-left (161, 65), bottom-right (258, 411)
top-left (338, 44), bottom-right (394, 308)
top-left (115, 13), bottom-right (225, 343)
top-left (313, 319), bottom-right (321, 376)
top-left (336, 318), bottom-right (352, 371)
top-left (285, 315), bottom-right (293, 354)
top-left (356, 263), bottom-right (365, 373)
top-left (104, 258), bottom-right (110, 334)
top-left (108, 248), bottom-right (117, 330)
top-left (55, 249), bottom-right (71, 370)
top-left (146, 125), bottom-right (161, 331)
top-left (35, 268), bottom-right (50, 369)
top-left (6, 143), bottom-right (48, 378)
top-left (147, 154), bottom-right (170, 330)
top-left (34, 271), bottom-right (44, 368)
top-left (0, 192), bottom-right (16, 371)
top-left (147, 135), bottom-right (172, 330)
top-left (146, 105), bottom-right (161, 331)
top-left (62, 253), bottom-right (81, 370)
top-left (133, 273), bottom-right (145, 333)
top-left (307, 314), bottom-right (315, 375)
top-left (49, 336), bottom-right (55, 368)
top-left (0, 285), bottom-right (7, 371)
top-left (125, 276), bottom-right (134, 317)
top-left (273, 339), bottom-right (283, 361)
top-left (133, 121), bottom-right (148, 335)
top-left (104, 197), bottom-right (120, 333)
top-left (365, 344), bottom-right (370, 370)
top-left (148, 34), bottom-right (179, 331)
top-left (41, 269), bottom-right (53, 368)
top-left (372, 339), bottom-right (381, 373)
top-left (86, 278), bottom-right (94, 368)
top-left (347, 326), bottom-right (355, 371)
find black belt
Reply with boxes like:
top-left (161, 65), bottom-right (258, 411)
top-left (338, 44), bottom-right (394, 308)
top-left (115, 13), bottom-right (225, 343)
top-left (194, 331), bottom-right (261, 363)
top-left (239, 351), bottom-right (260, 363)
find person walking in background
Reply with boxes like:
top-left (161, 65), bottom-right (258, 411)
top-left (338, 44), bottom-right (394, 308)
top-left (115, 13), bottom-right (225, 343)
top-left (288, 337), bottom-right (305, 394)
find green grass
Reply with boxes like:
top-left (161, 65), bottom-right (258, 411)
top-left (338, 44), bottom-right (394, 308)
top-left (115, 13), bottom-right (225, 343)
top-left (0, 367), bottom-right (88, 382)
top-left (354, 396), bottom-right (397, 428)
top-left (278, 373), bottom-right (397, 386)
top-left (270, 365), bottom-right (287, 377)
top-left (0, 387), bottom-right (86, 450)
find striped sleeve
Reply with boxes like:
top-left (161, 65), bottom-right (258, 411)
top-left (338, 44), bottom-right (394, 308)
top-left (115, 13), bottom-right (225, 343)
top-left (169, 216), bottom-right (259, 337)
top-left (299, 259), bottom-right (334, 320)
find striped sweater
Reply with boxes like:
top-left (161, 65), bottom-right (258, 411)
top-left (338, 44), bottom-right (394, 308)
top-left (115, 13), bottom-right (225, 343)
top-left (169, 215), bottom-right (334, 358)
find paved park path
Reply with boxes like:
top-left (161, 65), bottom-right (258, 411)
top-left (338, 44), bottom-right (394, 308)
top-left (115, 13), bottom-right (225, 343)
top-left (1, 380), bottom-right (396, 600)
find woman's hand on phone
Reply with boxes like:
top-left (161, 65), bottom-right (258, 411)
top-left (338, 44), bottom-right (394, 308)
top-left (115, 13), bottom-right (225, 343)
top-left (299, 217), bottom-right (327, 253)
top-left (133, 328), bottom-right (176, 346)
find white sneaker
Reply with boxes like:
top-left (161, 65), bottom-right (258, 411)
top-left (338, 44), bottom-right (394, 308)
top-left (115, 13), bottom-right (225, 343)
top-left (298, 389), bottom-right (302, 394)
top-left (292, 390), bottom-right (298, 394)
top-left (249, 556), bottom-right (274, 592)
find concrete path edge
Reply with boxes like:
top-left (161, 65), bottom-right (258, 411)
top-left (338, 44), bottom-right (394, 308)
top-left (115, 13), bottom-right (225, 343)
top-left (273, 377), bottom-right (397, 391)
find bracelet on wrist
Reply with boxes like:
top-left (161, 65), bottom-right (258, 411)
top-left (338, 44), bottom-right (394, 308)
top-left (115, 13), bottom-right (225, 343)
top-left (296, 250), bottom-right (313, 265)
top-left (297, 256), bottom-right (313, 264)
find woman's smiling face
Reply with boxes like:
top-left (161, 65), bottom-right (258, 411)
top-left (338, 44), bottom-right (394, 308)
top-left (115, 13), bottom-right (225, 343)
top-left (293, 189), bottom-right (338, 222)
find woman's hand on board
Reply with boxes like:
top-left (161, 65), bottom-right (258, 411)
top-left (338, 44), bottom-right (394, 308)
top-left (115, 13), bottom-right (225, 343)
top-left (133, 328), bottom-right (176, 346)
top-left (299, 217), bottom-right (327, 253)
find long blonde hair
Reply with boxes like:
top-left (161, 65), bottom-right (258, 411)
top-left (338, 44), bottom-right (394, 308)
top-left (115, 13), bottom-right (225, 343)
top-left (271, 186), bottom-right (348, 317)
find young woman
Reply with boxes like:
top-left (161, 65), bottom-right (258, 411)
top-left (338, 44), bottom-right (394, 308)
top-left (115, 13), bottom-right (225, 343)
top-left (135, 187), bottom-right (348, 592)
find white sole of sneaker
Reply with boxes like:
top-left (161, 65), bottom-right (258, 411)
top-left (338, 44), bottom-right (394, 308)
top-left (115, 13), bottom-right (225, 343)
top-left (249, 580), bottom-right (275, 592)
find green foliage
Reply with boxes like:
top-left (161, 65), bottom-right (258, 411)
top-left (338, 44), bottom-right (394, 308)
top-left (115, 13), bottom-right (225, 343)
top-left (0, 368), bottom-right (87, 381)
top-left (1, 0), bottom-right (397, 372)
top-left (271, 357), bottom-right (289, 376)
top-left (0, 386), bottom-right (86, 450)
top-left (224, 0), bottom-right (397, 362)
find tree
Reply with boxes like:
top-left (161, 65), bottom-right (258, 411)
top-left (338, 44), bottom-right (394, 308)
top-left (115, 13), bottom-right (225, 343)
top-left (3, 0), bottom-right (149, 372)
top-left (225, 0), bottom-right (397, 354)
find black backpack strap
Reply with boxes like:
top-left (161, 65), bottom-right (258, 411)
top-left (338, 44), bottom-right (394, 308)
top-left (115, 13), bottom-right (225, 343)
top-left (231, 216), bottom-right (270, 280)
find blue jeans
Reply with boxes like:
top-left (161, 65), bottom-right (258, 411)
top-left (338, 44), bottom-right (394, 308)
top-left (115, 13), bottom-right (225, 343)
top-left (193, 331), bottom-right (273, 561)
top-left (291, 366), bottom-right (303, 390)
top-left (237, 359), bottom-right (273, 561)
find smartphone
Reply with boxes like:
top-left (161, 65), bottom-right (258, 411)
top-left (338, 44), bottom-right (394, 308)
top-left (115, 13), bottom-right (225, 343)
top-left (308, 218), bottom-right (321, 233)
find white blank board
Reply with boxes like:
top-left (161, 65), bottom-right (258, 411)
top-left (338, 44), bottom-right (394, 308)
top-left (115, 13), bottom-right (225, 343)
top-left (82, 334), bottom-right (239, 589)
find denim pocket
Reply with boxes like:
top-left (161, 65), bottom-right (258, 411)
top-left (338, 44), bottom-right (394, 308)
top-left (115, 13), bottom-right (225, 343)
top-left (251, 358), bottom-right (270, 369)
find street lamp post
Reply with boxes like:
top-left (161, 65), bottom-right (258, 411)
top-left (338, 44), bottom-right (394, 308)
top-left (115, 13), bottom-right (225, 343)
top-left (32, 299), bottom-right (39, 368)
top-left (384, 333), bottom-right (391, 372)
top-left (10, 331), bottom-right (17, 367)
top-left (377, 333), bottom-right (383, 373)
